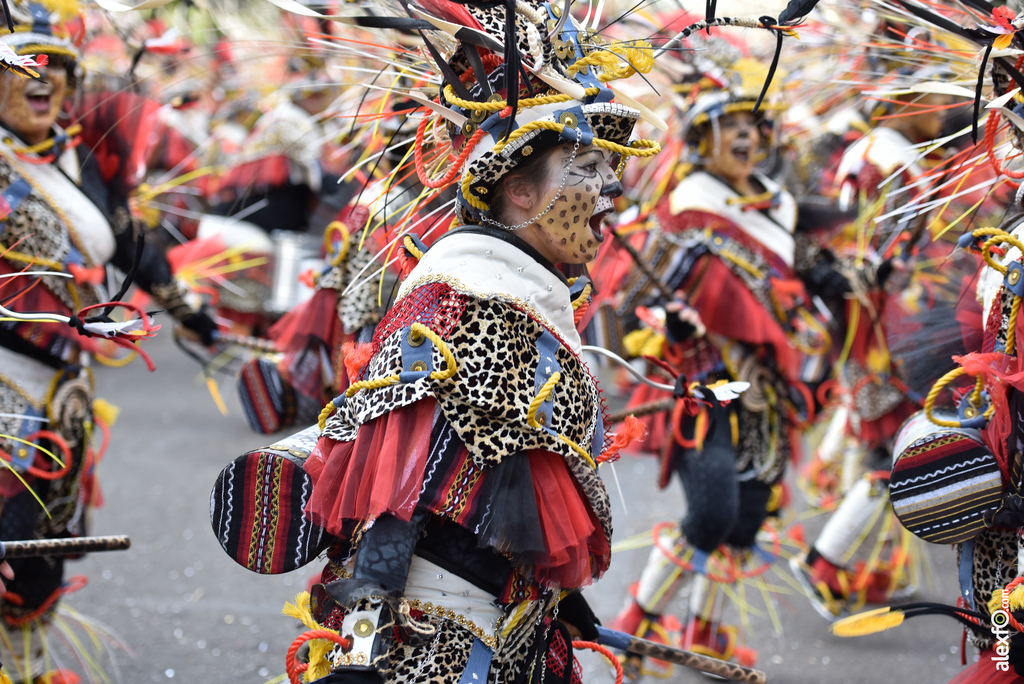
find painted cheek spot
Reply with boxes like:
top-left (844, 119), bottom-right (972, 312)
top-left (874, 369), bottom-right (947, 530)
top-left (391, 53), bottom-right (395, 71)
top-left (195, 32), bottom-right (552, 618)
top-left (585, 185), bottom-right (592, 193)
top-left (570, 232), bottom-right (576, 241)
top-left (575, 193), bottom-right (582, 201)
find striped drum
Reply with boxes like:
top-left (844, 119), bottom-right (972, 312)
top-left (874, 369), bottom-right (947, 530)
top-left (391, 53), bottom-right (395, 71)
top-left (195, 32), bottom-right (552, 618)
top-left (889, 410), bottom-right (1004, 545)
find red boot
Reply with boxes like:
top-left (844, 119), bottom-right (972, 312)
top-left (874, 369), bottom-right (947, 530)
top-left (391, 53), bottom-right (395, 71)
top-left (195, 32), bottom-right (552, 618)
top-left (681, 616), bottom-right (757, 668)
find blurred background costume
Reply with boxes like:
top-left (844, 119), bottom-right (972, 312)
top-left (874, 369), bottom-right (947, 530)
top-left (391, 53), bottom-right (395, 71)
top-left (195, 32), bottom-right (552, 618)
top-left (0, 1), bottom-right (212, 680)
top-left (607, 56), bottom-right (831, 668)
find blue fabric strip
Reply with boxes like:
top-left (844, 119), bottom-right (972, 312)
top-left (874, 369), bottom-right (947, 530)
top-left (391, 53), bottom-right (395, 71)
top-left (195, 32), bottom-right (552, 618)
top-left (457, 637), bottom-right (494, 684)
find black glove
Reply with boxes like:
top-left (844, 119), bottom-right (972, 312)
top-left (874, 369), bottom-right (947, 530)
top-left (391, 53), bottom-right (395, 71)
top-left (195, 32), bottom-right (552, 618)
top-left (876, 258), bottom-right (896, 288)
top-left (804, 260), bottom-right (852, 301)
top-left (665, 313), bottom-right (698, 344)
top-left (556, 591), bottom-right (600, 641)
top-left (180, 309), bottom-right (218, 347)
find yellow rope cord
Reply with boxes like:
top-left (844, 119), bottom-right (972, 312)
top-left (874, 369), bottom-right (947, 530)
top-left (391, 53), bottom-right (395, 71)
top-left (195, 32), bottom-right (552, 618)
top-left (570, 283), bottom-right (592, 310)
top-left (0, 248), bottom-right (64, 271)
top-left (559, 434), bottom-right (597, 470)
top-left (402, 235), bottom-right (424, 260)
top-left (1007, 295), bottom-right (1022, 353)
top-left (461, 172), bottom-right (489, 211)
top-left (923, 367), bottom-right (966, 428)
top-left (526, 371), bottom-right (597, 469)
top-left (725, 190), bottom-right (775, 206)
top-left (317, 401), bottom-right (335, 432)
top-left (527, 372), bottom-right (561, 429)
top-left (718, 249), bottom-right (764, 279)
top-left (326, 221), bottom-right (351, 267)
top-left (339, 323), bottom-right (459, 404)
top-left (93, 350), bottom-right (137, 368)
top-left (4, 124), bottom-right (81, 155)
top-left (442, 85), bottom-right (602, 114)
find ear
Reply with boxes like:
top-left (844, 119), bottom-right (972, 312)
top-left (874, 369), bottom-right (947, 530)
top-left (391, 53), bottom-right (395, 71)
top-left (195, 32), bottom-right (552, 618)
top-left (502, 172), bottom-right (537, 212)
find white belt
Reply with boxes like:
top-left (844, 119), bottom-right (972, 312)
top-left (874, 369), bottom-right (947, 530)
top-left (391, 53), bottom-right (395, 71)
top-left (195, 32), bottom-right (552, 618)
top-left (0, 345), bottom-right (58, 406)
top-left (404, 556), bottom-right (502, 647)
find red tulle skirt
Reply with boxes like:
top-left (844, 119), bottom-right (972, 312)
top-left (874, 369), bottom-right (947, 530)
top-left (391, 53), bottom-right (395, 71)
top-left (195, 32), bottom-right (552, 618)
top-left (304, 398), bottom-right (609, 588)
top-left (948, 652), bottom-right (1021, 684)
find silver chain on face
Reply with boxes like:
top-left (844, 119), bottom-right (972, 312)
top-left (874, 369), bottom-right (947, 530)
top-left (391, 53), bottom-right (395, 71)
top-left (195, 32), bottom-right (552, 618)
top-left (481, 127), bottom-right (583, 232)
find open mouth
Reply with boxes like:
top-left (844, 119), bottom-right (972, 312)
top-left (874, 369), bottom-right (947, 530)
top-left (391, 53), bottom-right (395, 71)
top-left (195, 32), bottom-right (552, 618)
top-left (731, 140), bottom-right (753, 163)
top-left (589, 195), bottom-right (615, 243)
top-left (24, 82), bottom-right (53, 115)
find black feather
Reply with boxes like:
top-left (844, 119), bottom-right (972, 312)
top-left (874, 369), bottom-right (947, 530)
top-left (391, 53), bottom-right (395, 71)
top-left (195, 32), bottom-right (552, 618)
top-left (777, 0), bottom-right (820, 25)
top-left (501, 0), bottom-right (520, 141)
top-left (994, 56), bottom-right (1024, 91)
top-left (464, 44), bottom-right (493, 98)
top-left (893, 0), bottom-right (993, 43)
top-left (349, 16), bottom-right (435, 29)
top-left (753, 23), bottom-right (783, 115)
top-left (1, 0), bottom-right (12, 33)
top-left (973, 43), bottom-right (992, 144)
top-left (705, 0), bottom-right (716, 32)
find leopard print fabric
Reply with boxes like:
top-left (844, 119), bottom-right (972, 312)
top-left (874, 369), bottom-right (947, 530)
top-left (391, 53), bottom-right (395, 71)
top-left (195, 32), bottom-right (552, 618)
top-left (844, 360), bottom-right (906, 422)
top-left (0, 378), bottom-right (38, 461)
top-left (323, 287), bottom-right (612, 547)
top-left (0, 155), bottom-right (102, 310)
top-left (959, 527), bottom-right (1018, 650)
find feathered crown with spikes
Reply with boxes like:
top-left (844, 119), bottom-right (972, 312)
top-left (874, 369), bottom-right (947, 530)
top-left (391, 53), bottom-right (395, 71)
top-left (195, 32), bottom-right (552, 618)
top-left (0, 0), bottom-right (79, 58)
top-left (400, 0), bottom-right (663, 226)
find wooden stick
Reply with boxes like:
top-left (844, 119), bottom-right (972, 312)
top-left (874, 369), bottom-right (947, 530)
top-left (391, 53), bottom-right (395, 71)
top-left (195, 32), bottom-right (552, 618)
top-left (606, 398), bottom-right (675, 424)
top-left (610, 230), bottom-right (670, 298)
top-left (216, 332), bottom-right (278, 353)
top-left (0, 535), bottom-right (130, 559)
top-left (596, 627), bottom-right (768, 684)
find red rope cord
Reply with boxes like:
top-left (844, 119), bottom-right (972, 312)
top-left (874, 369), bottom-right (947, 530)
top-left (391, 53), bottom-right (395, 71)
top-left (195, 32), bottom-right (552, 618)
top-left (286, 629), bottom-right (351, 684)
top-left (572, 641), bottom-right (623, 684)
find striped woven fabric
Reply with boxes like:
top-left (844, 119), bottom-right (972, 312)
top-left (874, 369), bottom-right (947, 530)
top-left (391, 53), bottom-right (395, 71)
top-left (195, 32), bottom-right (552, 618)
top-left (210, 426), bottom-right (329, 574)
top-left (238, 357), bottom-right (296, 434)
top-left (890, 431), bottom-right (1003, 545)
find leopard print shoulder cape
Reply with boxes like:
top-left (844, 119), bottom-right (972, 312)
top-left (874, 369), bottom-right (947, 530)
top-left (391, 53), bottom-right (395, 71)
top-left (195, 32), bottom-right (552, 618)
top-left (323, 279), bottom-right (613, 551)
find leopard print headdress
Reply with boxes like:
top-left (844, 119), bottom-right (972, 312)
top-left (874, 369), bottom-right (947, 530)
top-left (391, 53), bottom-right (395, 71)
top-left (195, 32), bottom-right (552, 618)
top-left (400, 0), bottom-right (662, 225)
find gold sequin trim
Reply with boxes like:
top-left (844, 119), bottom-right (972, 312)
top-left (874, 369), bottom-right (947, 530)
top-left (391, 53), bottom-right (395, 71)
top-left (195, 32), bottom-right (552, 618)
top-left (408, 599), bottom-right (497, 648)
top-left (0, 370), bottom-right (46, 411)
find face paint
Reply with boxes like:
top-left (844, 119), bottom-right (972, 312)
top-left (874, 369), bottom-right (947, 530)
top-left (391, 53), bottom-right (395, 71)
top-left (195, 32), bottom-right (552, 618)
top-left (519, 144), bottom-right (623, 265)
top-left (0, 64), bottom-right (68, 145)
top-left (702, 111), bottom-right (761, 190)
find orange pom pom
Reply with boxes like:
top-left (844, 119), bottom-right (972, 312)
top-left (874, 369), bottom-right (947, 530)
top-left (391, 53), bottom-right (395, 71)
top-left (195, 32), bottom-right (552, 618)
top-left (598, 415), bottom-right (649, 463)
top-left (342, 341), bottom-right (375, 383)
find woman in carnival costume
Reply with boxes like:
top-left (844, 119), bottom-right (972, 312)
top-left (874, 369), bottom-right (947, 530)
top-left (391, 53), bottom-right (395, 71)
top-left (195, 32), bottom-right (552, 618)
top-left (606, 53), bottom-right (838, 668)
top-left (0, 0), bottom-right (214, 680)
top-left (212, 0), bottom-right (665, 681)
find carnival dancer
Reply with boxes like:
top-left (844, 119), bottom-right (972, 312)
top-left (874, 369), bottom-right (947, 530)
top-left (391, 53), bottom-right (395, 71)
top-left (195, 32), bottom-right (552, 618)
top-left (814, 6), bottom-right (1024, 678)
top-left (607, 60), bottom-right (832, 670)
top-left (210, 0), bottom-right (665, 681)
top-left (791, 69), bottom-right (959, 620)
top-left (0, 1), bottom-right (214, 680)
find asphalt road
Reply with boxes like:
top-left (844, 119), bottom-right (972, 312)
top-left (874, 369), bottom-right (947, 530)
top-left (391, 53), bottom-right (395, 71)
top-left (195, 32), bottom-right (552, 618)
top-left (54, 332), bottom-right (968, 683)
